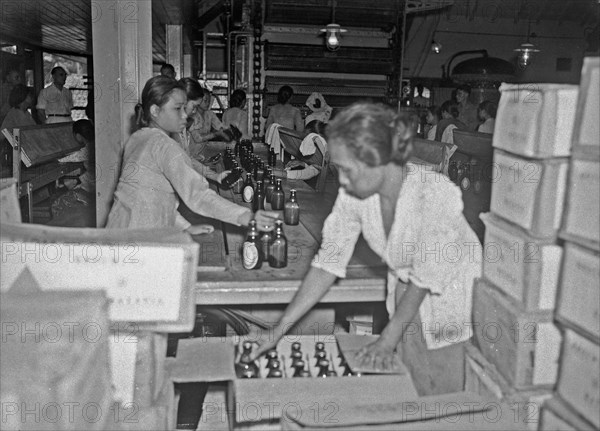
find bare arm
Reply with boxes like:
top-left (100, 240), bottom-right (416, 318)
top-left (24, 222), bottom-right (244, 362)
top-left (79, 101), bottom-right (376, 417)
top-left (251, 266), bottom-right (337, 359)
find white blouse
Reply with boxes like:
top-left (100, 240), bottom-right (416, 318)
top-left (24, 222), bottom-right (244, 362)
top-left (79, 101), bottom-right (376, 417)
top-left (312, 165), bottom-right (482, 349)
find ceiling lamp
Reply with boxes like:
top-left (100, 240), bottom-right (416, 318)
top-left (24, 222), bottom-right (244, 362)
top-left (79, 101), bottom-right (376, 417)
top-left (514, 21), bottom-right (540, 69)
top-left (320, 0), bottom-right (346, 51)
top-left (431, 40), bottom-right (442, 54)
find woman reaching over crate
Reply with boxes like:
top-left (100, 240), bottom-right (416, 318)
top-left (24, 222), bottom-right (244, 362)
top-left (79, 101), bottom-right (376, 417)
top-left (105, 76), bottom-right (279, 233)
top-left (252, 102), bottom-right (482, 396)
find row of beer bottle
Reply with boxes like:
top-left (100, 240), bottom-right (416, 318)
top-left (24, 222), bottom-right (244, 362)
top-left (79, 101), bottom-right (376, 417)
top-left (243, 219), bottom-right (287, 269)
top-left (242, 174), bottom-right (299, 225)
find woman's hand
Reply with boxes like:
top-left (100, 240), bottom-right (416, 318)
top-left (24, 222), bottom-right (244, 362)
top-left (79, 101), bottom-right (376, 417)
top-left (253, 210), bottom-right (281, 231)
top-left (216, 170), bottom-right (231, 184)
top-left (354, 336), bottom-right (400, 372)
top-left (249, 336), bottom-right (281, 362)
top-left (186, 224), bottom-right (215, 235)
top-left (285, 160), bottom-right (306, 170)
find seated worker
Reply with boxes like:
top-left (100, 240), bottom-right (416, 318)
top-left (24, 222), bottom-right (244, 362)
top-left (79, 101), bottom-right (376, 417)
top-left (187, 86), bottom-right (232, 159)
top-left (176, 77), bottom-right (231, 183)
top-left (252, 102), bottom-right (481, 396)
top-left (105, 76), bottom-right (279, 233)
top-left (304, 92), bottom-right (332, 125)
top-left (0, 84), bottom-right (36, 170)
top-left (435, 100), bottom-right (468, 144)
top-left (477, 100), bottom-right (497, 134)
top-left (265, 85), bottom-right (303, 133)
top-left (424, 105), bottom-right (441, 141)
top-left (276, 120), bottom-right (328, 184)
top-left (160, 63), bottom-right (176, 80)
top-left (222, 89), bottom-right (250, 140)
top-left (455, 84), bottom-right (479, 131)
top-left (58, 119), bottom-right (95, 195)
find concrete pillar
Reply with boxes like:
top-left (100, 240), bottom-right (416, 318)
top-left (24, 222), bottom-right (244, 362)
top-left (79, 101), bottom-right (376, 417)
top-left (91, 0), bottom-right (152, 226)
top-left (166, 24), bottom-right (183, 79)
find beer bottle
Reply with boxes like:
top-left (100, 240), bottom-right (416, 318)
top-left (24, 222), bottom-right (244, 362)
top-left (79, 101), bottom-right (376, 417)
top-left (242, 173), bottom-right (254, 203)
top-left (236, 340), bottom-right (259, 378)
top-left (242, 220), bottom-right (262, 270)
top-left (232, 167), bottom-right (244, 194)
top-left (284, 189), bottom-right (300, 225)
top-left (253, 180), bottom-right (265, 212)
top-left (448, 161), bottom-right (458, 182)
top-left (265, 174), bottom-right (276, 204)
top-left (269, 220), bottom-right (287, 268)
top-left (271, 179), bottom-right (285, 210)
top-left (268, 147), bottom-right (276, 167)
top-left (259, 229), bottom-right (272, 262)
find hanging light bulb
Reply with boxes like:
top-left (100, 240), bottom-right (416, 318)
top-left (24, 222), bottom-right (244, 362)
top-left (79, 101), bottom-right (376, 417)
top-left (514, 42), bottom-right (540, 69)
top-left (431, 40), bottom-right (442, 54)
top-left (319, 0), bottom-right (346, 51)
top-left (321, 23), bottom-right (346, 51)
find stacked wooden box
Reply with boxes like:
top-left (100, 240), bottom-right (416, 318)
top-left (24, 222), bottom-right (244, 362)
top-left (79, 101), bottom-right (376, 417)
top-left (539, 57), bottom-right (600, 431)
top-left (469, 80), bottom-right (580, 429)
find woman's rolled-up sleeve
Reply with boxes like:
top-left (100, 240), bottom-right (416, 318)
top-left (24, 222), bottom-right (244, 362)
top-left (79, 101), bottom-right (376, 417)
top-left (311, 188), bottom-right (362, 278)
top-left (158, 144), bottom-right (250, 226)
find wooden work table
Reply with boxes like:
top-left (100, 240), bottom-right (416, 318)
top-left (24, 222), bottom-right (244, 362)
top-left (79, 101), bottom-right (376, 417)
top-left (185, 141), bottom-right (388, 305)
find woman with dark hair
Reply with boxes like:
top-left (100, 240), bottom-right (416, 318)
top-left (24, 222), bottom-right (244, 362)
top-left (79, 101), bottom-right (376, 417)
top-left (252, 102), bottom-right (481, 396)
top-left (187, 86), bottom-right (231, 151)
top-left (434, 100), bottom-right (468, 143)
top-left (477, 100), bottom-right (497, 134)
top-left (424, 105), bottom-right (441, 141)
top-left (265, 85), bottom-right (303, 132)
top-left (222, 89), bottom-right (249, 139)
top-left (105, 76), bottom-right (279, 231)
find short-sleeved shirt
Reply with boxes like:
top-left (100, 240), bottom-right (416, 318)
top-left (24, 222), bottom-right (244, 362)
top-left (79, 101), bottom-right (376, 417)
top-left (312, 165), bottom-right (482, 349)
top-left (37, 83), bottom-right (73, 124)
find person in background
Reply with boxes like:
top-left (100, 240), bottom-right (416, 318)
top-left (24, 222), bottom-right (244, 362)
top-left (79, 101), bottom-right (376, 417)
top-left (187, 86), bottom-right (232, 158)
top-left (265, 85), bottom-right (303, 132)
top-left (304, 92), bottom-right (332, 125)
top-left (0, 84), bottom-right (36, 169)
top-left (0, 69), bottom-right (22, 124)
top-left (222, 89), bottom-right (249, 139)
top-left (58, 119), bottom-right (95, 195)
top-left (477, 100), bottom-right (497, 134)
top-left (177, 77), bottom-right (230, 182)
top-left (276, 120), bottom-right (328, 181)
top-left (424, 105), bottom-right (441, 141)
top-left (36, 66), bottom-right (73, 124)
top-left (160, 63), bottom-right (176, 80)
top-left (435, 100), bottom-right (467, 144)
top-left (455, 84), bottom-right (478, 131)
top-left (105, 76), bottom-right (278, 233)
top-left (252, 102), bottom-right (481, 396)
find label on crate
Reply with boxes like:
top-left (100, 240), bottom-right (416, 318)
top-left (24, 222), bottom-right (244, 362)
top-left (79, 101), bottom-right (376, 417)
top-left (557, 330), bottom-right (600, 428)
top-left (565, 159), bottom-right (600, 246)
top-left (1, 242), bottom-right (185, 322)
top-left (557, 243), bottom-right (600, 338)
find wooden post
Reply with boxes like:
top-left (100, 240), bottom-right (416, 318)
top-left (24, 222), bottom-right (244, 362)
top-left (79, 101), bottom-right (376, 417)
top-left (166, 24), bottom-right (183, 79)
top-left (92, 0), bottom-right (152, 227)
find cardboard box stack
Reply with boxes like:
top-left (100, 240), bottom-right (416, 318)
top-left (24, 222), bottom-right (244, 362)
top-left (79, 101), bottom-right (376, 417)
top-left (470, 80), bottom-right (580, 429)
top-left (539, 57), bottom-right (600, 431)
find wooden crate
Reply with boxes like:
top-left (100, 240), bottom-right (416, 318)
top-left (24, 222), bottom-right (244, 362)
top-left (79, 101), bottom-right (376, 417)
top-left (464, 344), bottom-right (551, 431)
top-left (472, 278), bottom-right (562, 390)
top-left (489, 150), bottom-right (568, 239)
top-left (493, 83), bottom-right (579, 158)
top-left (555, 328), bottom-right (600, 429)
top-left (540, 396), bottom-right (597, 431)
top-left (571, 57), bottom-right (600, 157)
top-left (481, 213), bottom-right (562, 311)
top-left (0, 223), bottom-right (199, 332)
top-left (561, 155), bottom-right (600, 251)
top-left (556, 241), bottom-right (600, 340)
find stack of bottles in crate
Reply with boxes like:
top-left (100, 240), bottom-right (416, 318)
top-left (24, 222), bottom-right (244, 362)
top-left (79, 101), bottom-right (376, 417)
top-left (539, 57), bottom-right (600, 431)
top-left (468, 78), bottom-right (580, 430)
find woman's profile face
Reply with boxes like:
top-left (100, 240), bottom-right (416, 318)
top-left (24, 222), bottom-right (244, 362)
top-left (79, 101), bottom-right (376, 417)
top-left (199, 93), bottom-right (211, 112)
top-left (330, 141), bottom-right (384, 200)
top-left (185, 99), bottom-right (201, 116)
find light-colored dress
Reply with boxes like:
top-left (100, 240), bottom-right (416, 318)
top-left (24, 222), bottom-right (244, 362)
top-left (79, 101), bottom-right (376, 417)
top-left (312, 165), bottom-right (481, 350)
top-left (188, 109), bottom-right (224, 156)
top-left (105, 128), bottom-right (249, 229)
top-left (477, 118), bottom-right (495, 134)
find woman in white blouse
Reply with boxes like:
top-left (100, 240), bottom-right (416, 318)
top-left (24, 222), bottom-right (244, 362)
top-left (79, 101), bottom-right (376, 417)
top-left (252, 102), bottom-right (482, 395)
